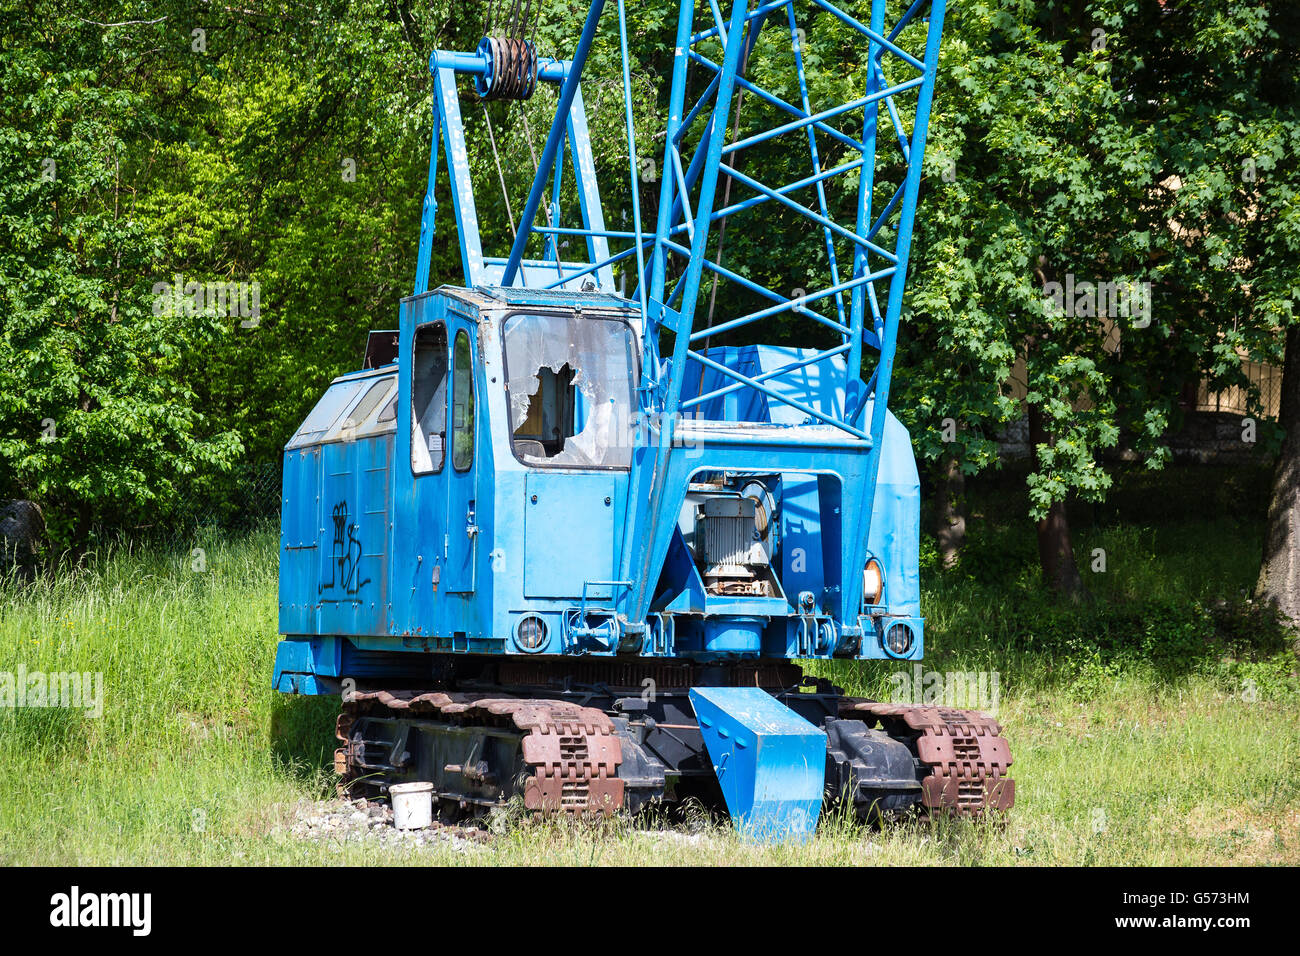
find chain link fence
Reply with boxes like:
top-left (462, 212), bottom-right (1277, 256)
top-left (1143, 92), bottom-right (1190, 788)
top-left (145, 459), bottom-right (283, 550)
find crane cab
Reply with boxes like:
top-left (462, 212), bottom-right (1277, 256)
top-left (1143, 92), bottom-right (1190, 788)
top-left (389, 284), bottom-right (642, 654)
top-left (275, 285), bottom-right (649, 687)
top-left (276, 282), bottom-right (924, 697)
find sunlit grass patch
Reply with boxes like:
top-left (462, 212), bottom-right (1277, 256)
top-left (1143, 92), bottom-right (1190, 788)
top-left (1, 473), bottom-right (1297, 866)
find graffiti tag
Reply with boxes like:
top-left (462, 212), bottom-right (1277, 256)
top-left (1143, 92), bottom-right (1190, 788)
top-left (319, 500), bottom-right (371, 599)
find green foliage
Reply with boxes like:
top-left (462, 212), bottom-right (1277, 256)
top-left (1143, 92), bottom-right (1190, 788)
top-left (2, 1), bottom-right (1298, 554)
top-left (0, 4), bottom-right (244, 545)
top-left (897, 0), bottom-right (1300, 521)
top-left (872, 462), bottom-right (1299, 704)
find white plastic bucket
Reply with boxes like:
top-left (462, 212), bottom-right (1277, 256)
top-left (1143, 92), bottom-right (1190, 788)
top-left (390, 781), bottom-right (434, 830)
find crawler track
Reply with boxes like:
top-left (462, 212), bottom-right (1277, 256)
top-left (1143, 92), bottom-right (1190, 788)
top-left (841, 700), bottom-right (1015, 816)
top-left (335, 685), bottom-right (1014, 825)
top-left (336, 690), bottom-right (626, 818)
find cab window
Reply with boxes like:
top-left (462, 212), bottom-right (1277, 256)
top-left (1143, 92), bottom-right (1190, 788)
top-left (503, 311), bottom-right (636, 468)
top-left (411, 323), bottom-right (447, 474)
top-left (452, 329), bottom-right (475, 471)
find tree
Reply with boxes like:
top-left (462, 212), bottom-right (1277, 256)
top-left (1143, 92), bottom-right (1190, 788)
top-left (1, 0), bottom-right (671, 544)
top-left (0, 4), bottom-right (243, 546)
top-left (896, 0), bottom-right (1152, 599)
top-left (896, 0), bottom-right (1299, 602)
top-left (1259, 326), bottom-right (1300, 647)
top-left (1094, 1), bottom-right (1299, 634)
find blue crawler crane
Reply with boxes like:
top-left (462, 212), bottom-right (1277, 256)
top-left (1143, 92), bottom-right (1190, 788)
top-left (273, 0), bottom-right (1013, 839)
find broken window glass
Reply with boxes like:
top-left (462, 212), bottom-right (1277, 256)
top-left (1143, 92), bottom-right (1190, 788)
top-left (503, 312), bottom-right (637, 468)
top-left (287, 379), bottom-right (365, 449)
top-left (340, 377), bottom-right (394, 432)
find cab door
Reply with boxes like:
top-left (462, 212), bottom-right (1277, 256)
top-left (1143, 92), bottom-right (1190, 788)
top-left (392, 308), bottom-right (450, 635)
top-left (445, 320), bottom-right (479, 593)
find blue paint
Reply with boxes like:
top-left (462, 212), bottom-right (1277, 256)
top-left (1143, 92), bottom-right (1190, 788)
top-left (273, 0), bottom-right (950, 841)
top-left (690, 687), bottom-right (827, 842)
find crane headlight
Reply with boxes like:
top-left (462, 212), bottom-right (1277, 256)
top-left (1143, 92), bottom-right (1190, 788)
top-left (884, 621), bottom-right (915, 657)
top-left (515, 615), bottom-right (548, 651)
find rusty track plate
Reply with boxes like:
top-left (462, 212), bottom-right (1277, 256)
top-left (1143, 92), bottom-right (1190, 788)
top-left (339, 689), bottom-right (626, 818)
top-left (841, 699), bottom-right (1015, 817)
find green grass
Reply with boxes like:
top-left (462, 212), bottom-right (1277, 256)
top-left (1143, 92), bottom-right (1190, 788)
top-left (2, 466), bottom-right (1298, 866)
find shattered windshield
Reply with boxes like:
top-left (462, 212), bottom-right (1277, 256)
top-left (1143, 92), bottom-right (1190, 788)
top-left (503, 311), bottom-right (637, 468)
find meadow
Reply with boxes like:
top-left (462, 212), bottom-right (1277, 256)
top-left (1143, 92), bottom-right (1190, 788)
top-left (1, 464), bottom-right (1296, 866)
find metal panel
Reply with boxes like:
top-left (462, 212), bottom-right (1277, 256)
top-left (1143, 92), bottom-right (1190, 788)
top-left (690, 686), bottom-right (826, 842)
top-left (390, 293), bottom-right (449, 635)
top-left (354, 436), bottom-right (392, 634)
top-left (524, 471), bottom-right (616, 599)
top-left (445, 323), bottom-right (479, 594)
top-left (318, 441), bottom-right (364, 634)
top-left (279, 445), bottom-right (320, 636)
top-left (286, 379), bottom-right (366, 449)
top-left (311, 436), bottom-right (391, 636)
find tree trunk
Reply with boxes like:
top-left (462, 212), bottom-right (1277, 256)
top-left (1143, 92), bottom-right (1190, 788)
top-left (1028, 404), bottom-right (1088, 601)
top-left (935, 454), bottom-right (966, 569)
top-left (0, 499), bottom-right (45, 581)
top-left (1256, 323), bottom-right (1300, 652)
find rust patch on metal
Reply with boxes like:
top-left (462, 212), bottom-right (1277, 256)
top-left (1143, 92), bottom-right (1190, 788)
top-left (841, 700), bottom-right (1015, 817)
top-left (340, 689), bottom-right (625, 818)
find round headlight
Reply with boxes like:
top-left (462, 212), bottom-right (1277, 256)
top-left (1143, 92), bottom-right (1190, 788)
top-left (515, 615), bottom-right (548, 651)
top-left (884, 621), bottom-right (915, 657)
top-left (863, 558), bottom-right (884, 606)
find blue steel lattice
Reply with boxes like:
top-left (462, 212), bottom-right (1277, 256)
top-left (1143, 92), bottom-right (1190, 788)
top-left (413, 0), bottom-right (947, 623)
top-left (643, 0), bottom-right (948, 447)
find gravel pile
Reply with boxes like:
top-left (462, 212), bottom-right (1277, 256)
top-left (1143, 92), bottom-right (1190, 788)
top-left (289, 799), bottom-right (490, 852)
